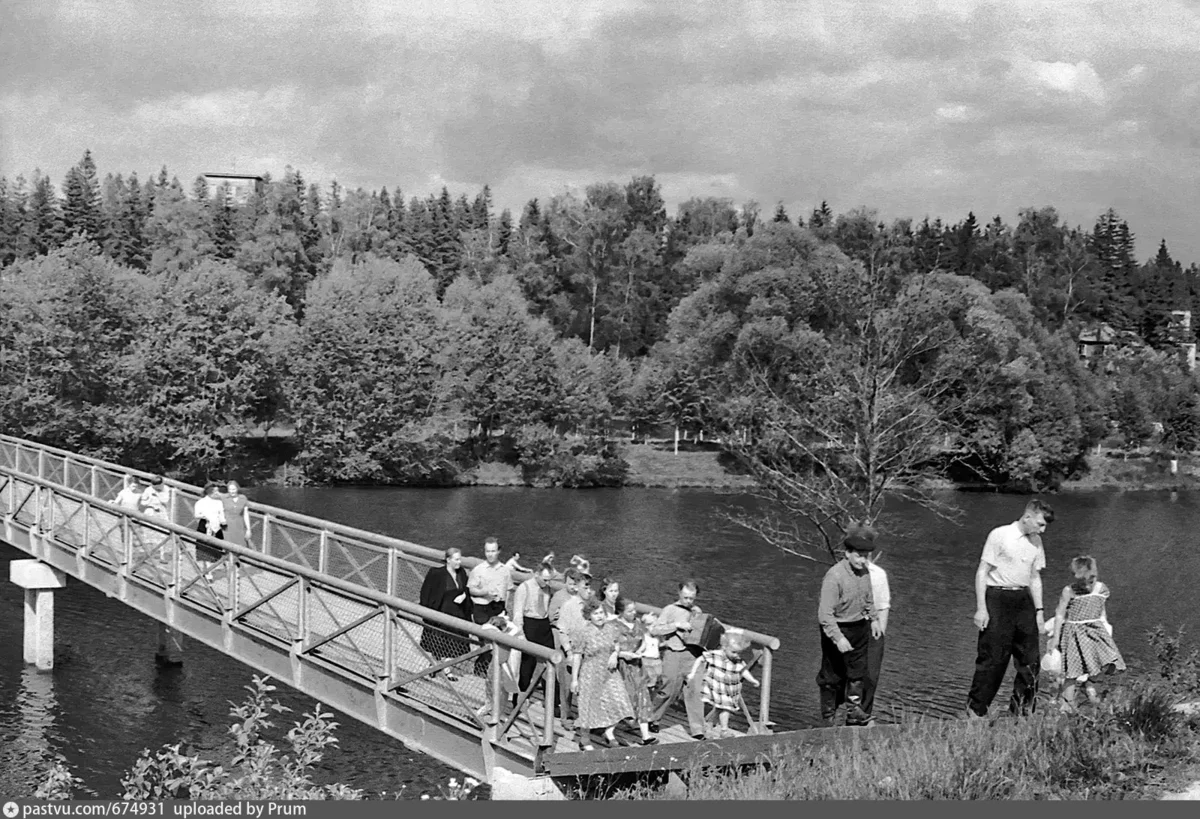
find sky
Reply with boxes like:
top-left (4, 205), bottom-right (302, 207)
top-left (4, 0), bottom-right (1200, 263)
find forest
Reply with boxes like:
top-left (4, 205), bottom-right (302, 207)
top-left (2, 150), bottom-right (1199, 491)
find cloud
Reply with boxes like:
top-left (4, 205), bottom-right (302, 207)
top-left (5, 0), bottom-right (1200, 263)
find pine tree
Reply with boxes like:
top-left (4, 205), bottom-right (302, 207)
top-left (0, 176), bottom-right (28, 266)
top-left (497, 208), bottom-right (513, 256)
top-left (21, 171), bottom-right (64, 257)
top-left (772, 202), bottom-right (791, 224)
top-left (61, 150), bottom-right (103, 242)
top-left (471, 185), bottom-right (492, 232)
top-left (519, 198), bottom-right (541, 233)
top-left (809, 200), bottom-right (833, 232)
top-left (191, 175), bottom-right (210, 203)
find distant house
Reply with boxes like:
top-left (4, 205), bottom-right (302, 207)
top-left (202, 173), bottom-right (264, 206)
top-left (1077, 323), bottom-right (1119, 361)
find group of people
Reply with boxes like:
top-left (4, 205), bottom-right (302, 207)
top-left (418, 542), bottom-right (760, 749)
top-left (112, 474), bottom-right (253, 571)
top-left (816, 498), bottom-right (1126, 729)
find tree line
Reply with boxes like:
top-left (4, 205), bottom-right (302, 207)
top-left (2, 151), bottom-right (1199, 492)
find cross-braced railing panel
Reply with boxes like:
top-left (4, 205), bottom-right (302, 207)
top-left (235, 572), bottom-right (303, 643)
top-left (323, 534), bottom-right (390, 594)
top-left (42, 453), bottom-right (66, 486)
top-left (9, 479), bottom-right (38, 526)
top-left (392, 553), bottom-right (438, 601)
top-left (0, 441), bottom-right (15, 470)
top-left (92, 468), bottom-right (126, 502)
top-left (47, 494), bottom-right (87, 549)
top-left (264, 519), bottom-right (321, 570)
top-left (16, 445), bottom-right (39, 477)
top-left (65, 458), bottom-right (93, 494)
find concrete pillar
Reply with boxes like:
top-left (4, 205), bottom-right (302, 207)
top-left (155, 623), bottom-right (185, 665)
top-left (9, 559), bottom-right (67, 672)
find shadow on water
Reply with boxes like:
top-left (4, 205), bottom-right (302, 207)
top-left (2, 486), bottom-right (1199, 796)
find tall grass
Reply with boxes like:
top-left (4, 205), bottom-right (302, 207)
top-left (609, 683), bottom-right (1198, 800)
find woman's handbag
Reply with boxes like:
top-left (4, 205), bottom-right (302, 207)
top-left (1041, 647), bottom-right (1063, 676)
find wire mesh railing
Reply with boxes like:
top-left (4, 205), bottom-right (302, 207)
top-left (0, 463), bottom-right (563, 755)
top-left (0, 434), bottom-right (779, 733)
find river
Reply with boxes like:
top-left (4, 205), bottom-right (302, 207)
top-left (2, 487), bottom-right (1198, 797)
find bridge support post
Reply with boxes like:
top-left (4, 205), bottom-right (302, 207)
top-left (9, 559), bottom-right (67, 671)
top-left (155, 623), bottom-right (184, 665)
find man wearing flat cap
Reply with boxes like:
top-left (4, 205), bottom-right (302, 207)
top-left (816, 523), bottom-right (880, 726)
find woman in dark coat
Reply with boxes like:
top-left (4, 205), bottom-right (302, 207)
top-left (419, 546), bottom-right (473, 680)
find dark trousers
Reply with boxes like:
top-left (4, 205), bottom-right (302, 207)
top-left (518, 616), bottom-right (554, 694)
top-left (472, 601), bottom-right (506, 676)
top-left (195, 521), bottom-right (224, 564)
top-left (816, 620), bottom-right (871, 722)
top-left (862, 633), bottom-right (885, 716)
top-left (967, 587), bottom-right (1040, 717)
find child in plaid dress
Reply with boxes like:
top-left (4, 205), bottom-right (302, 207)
top-left (687, 629), bottom-right (759, 737)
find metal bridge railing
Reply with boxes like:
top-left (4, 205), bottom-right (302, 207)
top-left (0, 465), bottom-right (563, 756)
top-left (0, 434), bottom-right (779, 733)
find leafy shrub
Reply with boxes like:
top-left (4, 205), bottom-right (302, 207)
top-left (513, 424), bottom-right (629, 487)
top-left (1147, 624), bottom-right (1200, 697)
top-left (38, 676), bottom-right (364, 800)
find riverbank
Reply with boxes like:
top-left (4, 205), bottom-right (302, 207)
top-left (257, 440), bottom-right (1200, 493)
top-left (601, 695), bottom-right (1200, 801)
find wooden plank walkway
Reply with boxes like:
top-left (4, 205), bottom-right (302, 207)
top-left (544, 724), bottom-right (909, 777)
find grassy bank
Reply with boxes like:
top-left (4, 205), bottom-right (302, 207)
top-left (601, 690), bottom-right (1200, 800)
top-left (1060, 449), bottom-right (1200, 492)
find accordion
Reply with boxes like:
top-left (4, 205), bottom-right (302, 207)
top-left (682, 612), bottom-right (725, 651)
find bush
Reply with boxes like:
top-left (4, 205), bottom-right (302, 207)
top-left (38, 676), bottom-right (365, 800)
top-left (513, 424), bottom-right (629, 488)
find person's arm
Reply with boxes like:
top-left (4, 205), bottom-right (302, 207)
top-left (511, 582), bottom-right (527, 633)
top-left (1030, 569), bottom-right (1045, 632)
top-left (242, 503), bottom-right (252, 541)
top-left (571, 652), bottom-right (581, 692)
top-left (817, 570), bottom-right (852, 650)
top-left (649, 607), bottom-right (684, 638)
top-left (1051, 586), bottom-right (1071, 647)
top-left (685, 655), bottom-right (704, 682)
top-left (742, 668), bottom-right (759, 686)
top-left (871, 566), bottom-right (890, 638)
top-left (973, 559), bottom-right (992, 631)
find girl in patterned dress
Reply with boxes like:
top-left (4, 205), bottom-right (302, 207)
top-left (613, 598), bottom-right (658, 745)
top-left (687, 628), bottom-right (759, 738)
top-left (1050, 555), bottom-right (1126, 711)
top-left (570, 598), bottom-right (634, 749)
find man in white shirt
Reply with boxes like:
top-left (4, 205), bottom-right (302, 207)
top-left (967, 498), bottom-right (1053, 718)
top-left (468, 537), bottom-right (513, 625)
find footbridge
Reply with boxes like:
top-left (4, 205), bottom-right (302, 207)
top-left (0, 435), bottom-right (780, 785)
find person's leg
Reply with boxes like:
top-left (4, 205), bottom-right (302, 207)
top-left (649, 650), bottom-right (687, 724)
top-left (816, 630), bottom-right (848, 726)
top-left (1009, 603), bottom-right (1041, 716)
top-left (681, 653), bottom-right (707, 737)
top-left (843, 622), bottom-right (873, 725)
top-left (863, 632), bottom-right (886, 716)
top-left (967, 589), bottom-right (1016, 717)
top-left (518, 617), bottom-right (553, 694)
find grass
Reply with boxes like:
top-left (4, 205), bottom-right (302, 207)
top-left (619, 442), bottom-right (755, 489)
top-left (600, 684), bottom-right (1200, 800)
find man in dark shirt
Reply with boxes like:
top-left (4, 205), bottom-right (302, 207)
top-left (816, 524), bottom-right (879, 727)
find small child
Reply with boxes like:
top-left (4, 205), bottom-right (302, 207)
top-left (687, 629), bottom-right (759, 737)
top-left (1050, 555), bottom-right (1126, 711)
top-left (640, 612), bottom-right (662, 692)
